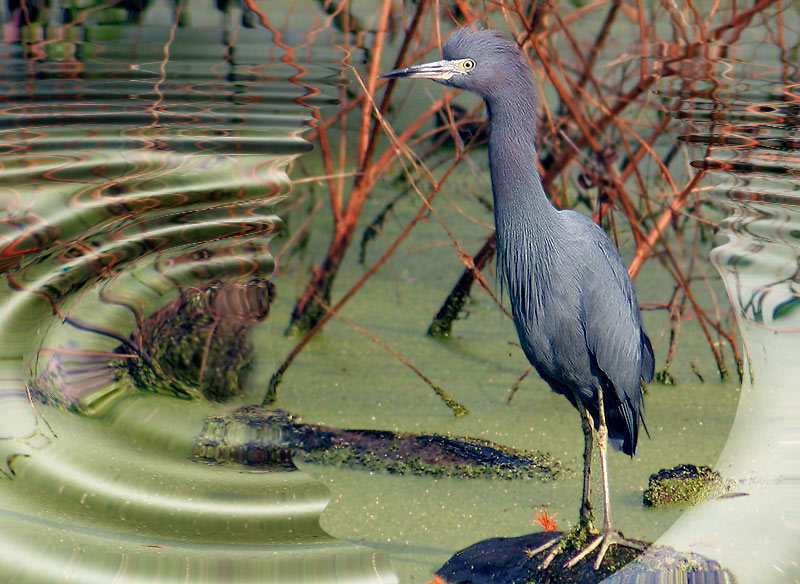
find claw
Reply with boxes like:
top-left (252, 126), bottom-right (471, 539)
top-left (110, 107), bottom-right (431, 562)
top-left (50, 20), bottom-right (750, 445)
top-left (540, 541), bottom-right (562, 570)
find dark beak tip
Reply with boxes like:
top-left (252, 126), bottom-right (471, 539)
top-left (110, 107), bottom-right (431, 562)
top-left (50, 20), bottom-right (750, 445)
top-left (379, 70), bottom-right (404, 80)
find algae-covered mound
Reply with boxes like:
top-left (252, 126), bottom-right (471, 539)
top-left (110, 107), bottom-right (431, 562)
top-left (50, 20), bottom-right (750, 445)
top-left (642, 464), bottom-right (722, 508)
top-left (193, 407), bottom-right (566, 480)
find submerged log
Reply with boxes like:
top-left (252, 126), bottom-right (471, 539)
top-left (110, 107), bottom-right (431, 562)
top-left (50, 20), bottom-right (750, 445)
top-left (193, 406), bottom-right (565, 480)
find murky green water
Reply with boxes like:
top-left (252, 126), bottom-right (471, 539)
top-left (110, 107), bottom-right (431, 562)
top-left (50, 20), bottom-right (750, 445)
top-left (1, 1), bottom-right (797, 583)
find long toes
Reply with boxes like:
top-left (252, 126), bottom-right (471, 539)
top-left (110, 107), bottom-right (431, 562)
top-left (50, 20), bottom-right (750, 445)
top-left (530, 530), bottom-right (647, 572)
top-left (592, 537), bottom-right (615, 570)
top-left (526, 535), bottom-right (561, 558)
top-left (620, 536), bottom-right (647, 551)
top-left (539, 542), bottom-right (562, 570)
top-left (605, 531), bottom-right (648, 553)
top-left (565, 531), bottom-right (648, 570)
top-left (526, 535), bottom-right (563, 570)
top-left (563, 534), bottom-right (602, 568)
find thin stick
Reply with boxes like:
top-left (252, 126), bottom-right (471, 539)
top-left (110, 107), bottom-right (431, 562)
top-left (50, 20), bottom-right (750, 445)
top-left (314, 296), bottom-right (469, 417)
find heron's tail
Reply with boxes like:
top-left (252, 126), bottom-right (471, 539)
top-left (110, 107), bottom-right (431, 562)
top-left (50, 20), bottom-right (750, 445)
top-left (606, 391), bottom-right (642, 457)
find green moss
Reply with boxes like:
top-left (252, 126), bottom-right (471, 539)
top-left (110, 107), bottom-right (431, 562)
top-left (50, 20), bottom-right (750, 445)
top-left (642, 464), bottom-right (722, 508)
top-left (654, 368), bottom-right (676, 385)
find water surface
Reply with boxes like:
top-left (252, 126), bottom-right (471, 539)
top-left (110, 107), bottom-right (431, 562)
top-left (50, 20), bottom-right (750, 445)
top-left (606, 32), bottom-right (800, 584)
top-left (0, 3), bottom-right (395, 583)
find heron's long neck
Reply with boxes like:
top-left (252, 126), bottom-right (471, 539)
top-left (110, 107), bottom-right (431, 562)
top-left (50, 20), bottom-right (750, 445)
top-left (486, 92), bottom-right (559, 259)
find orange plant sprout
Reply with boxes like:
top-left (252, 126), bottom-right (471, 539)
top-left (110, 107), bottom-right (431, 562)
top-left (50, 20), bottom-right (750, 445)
top-left (532, 507), bottom-right (559, 532)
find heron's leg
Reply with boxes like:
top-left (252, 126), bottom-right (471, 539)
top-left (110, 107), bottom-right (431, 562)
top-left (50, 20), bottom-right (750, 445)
top-left (565, 386), bottom-right (646, 570)
top-left (596, 393), bottom-right (613, 532)
top-left (526, 399), bottom-right (597, 569)
top-left (577, 402), bottom-right (595, 529)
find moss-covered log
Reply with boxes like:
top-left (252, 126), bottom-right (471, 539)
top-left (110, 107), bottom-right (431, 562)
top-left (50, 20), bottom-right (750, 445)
top-left (193, 406), bottom-right (565, 480)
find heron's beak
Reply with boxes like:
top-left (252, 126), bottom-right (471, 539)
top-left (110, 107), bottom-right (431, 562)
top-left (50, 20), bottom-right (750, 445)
top-left (379, 59), bottom-right (460, 81)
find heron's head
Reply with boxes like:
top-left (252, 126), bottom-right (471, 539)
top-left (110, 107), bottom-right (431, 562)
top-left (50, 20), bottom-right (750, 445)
top-left (380, 28), bottom-right (530, 101)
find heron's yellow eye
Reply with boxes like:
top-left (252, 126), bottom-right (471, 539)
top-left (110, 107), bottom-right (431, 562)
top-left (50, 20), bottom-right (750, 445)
top-left (462, 59), bottom-right (476, 71)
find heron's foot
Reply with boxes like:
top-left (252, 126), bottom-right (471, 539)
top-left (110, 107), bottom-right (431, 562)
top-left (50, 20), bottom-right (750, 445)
top-left (526, 526), bottom-right (647, 571)
top-left (525, 520), bottom-right (598, 570)
top-left (565, 529), bottom-right (647, 570)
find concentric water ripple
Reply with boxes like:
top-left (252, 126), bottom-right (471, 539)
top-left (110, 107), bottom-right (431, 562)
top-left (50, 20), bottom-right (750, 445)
top-left (0, 12), bottom-right (395, 584)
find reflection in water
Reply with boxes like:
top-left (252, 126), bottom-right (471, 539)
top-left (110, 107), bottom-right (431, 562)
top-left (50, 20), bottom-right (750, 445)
top-left (119, 278), bottom-right (276, 403)
top-left (0, 4), bottom-right (395, 583)
top-left (609, 41), bottom-right (800, 584)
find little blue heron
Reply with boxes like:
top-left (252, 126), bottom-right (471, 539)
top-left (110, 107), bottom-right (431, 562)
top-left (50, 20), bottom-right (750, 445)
top-left (381, 27), bottom-right (654, 569)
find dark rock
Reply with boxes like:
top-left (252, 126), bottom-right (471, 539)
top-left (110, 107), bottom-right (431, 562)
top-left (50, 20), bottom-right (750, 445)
top-left (434, 530), bottom-right (645, 584)
top-left (435, 532), bottom-right (558, 584)
top-left (433, 532), bottom-right (735, 584)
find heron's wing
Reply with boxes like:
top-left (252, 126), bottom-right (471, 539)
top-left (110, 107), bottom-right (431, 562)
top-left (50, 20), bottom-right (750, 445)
top-left (578, 223), bottom-right (651, 452)
top-left (579, 227), bottom-right (650, 386)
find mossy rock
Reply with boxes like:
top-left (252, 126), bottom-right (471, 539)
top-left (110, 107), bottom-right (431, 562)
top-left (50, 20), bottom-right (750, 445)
top-left (642, 464), bottom-right (722, 508)
top-left (432, 530), bottom-right (734, 584)
top-left (433, 527), bottom-right (648, 584)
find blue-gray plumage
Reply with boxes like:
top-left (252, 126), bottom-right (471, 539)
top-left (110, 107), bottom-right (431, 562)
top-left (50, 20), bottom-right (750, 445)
top-left (382, 27), bottom-right (653, 569)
